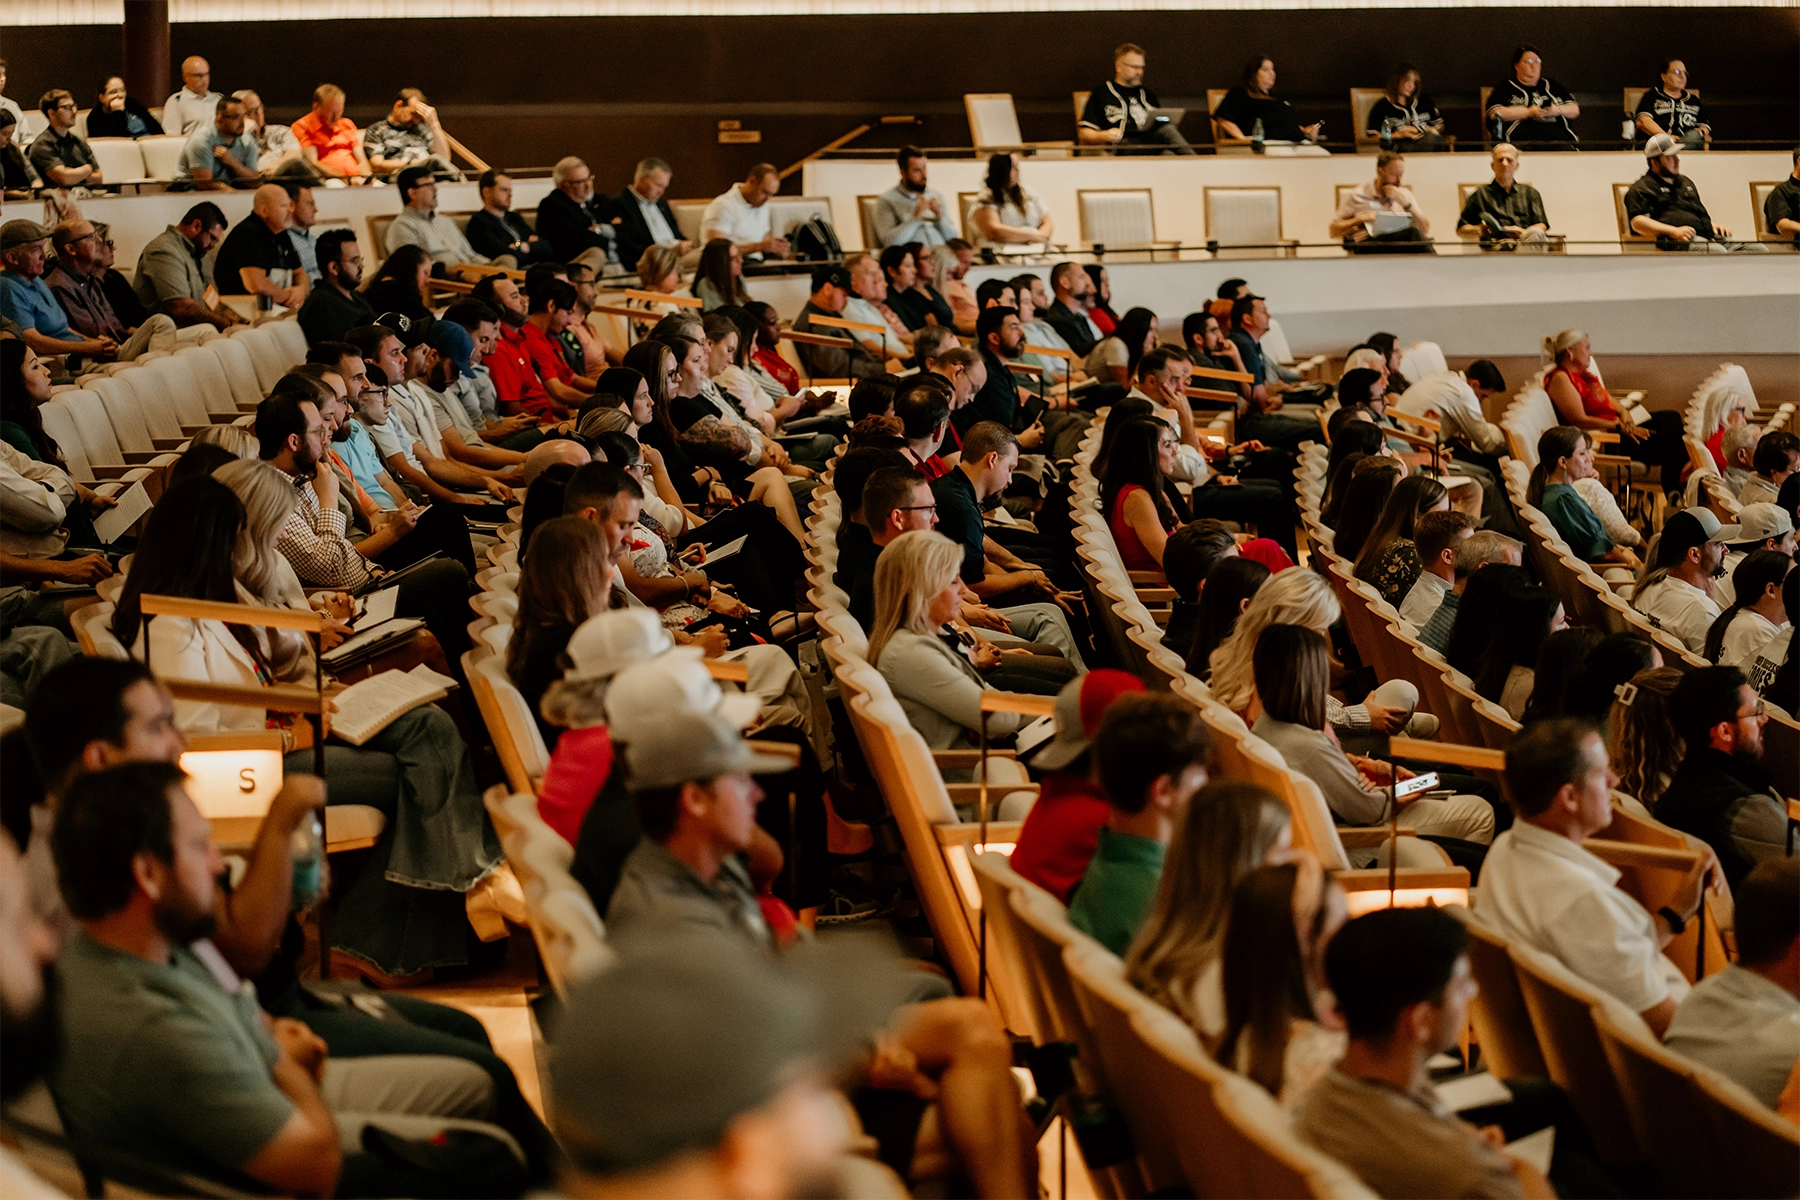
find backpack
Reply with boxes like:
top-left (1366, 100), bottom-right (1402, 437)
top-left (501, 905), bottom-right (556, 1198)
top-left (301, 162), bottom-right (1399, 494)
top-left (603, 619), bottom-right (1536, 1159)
top-left (790, 216), bottom-right (842, 262)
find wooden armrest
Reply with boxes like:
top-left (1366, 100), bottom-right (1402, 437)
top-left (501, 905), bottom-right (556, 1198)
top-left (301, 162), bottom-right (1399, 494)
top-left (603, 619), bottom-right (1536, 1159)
top-left (748, 738), bottom-right (802, 766)
top-left (704, 660), bottom-right (751, 682)
top-left (1336, 867), bottom-right (1469, 891)
top-left (207, 413), bottom-right (240, 424)
top-left (90, 464), bottom-right (135, 479)
top-left (1023, 344), bottom-right (1078, 362)
top-left (150, 437), bottom-right (185, 451)
top-left (427, 279), bottom-right (474, 296)
top-left (1339, 827), bottom-right (1422, 848)
top-left (945, 782), bottom-right (1038, 807)
top-left (1006, 361), bottom-right (1044, 378)
top-left (590, 303), bottom-right (645, 320)
top-left (179, 424), bottom-right (212, 437)
top-left (782, 330), bottom-right (856, 349)
top-left (934, 821), bottom-right (1024, 848)
top-left (1388, 410), bottom-right (1441, 433)
top-left (1389, 738), bottom-right (1504, 771)
top-left (1136, 587), bottom-right (1177, 604)
top-left (807, 314), bottom-right (888, 335)
top-left (1589, 431), bottom-right (1620, 444)
top-left (625, 289), bottom-right (701, 308)
top-left (140, 593), bottom-right (327, 632)
top-left (1185, 386), bottom-right (1240, 404)
top-left (184, 731), bottom-right (286, 753)
top-left (1190, 365), bottom-right (1253, 385)
top-left (163, 678), bottom-right (325, 715)
top-left (1787, 798), bottom-right (1800, 822)
top-left (1127, 570), bottom-right (1167, 586)
top-left (979, 691), bottom-right (1057, 718)
top-left (933, 749), bottom-right (1018, 768)
top-left (1384, 426), bottom-right (1439, 452)
top-left (1592, 453), bottom-right (1633, 468)
top-left (1583, 838), bottom-right (1700, 871)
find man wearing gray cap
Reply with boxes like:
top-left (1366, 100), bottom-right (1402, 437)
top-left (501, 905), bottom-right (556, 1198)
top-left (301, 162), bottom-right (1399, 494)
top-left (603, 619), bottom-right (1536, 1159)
top-left (0, 220), bottom-right (119, 361)
top-left (1624, 134), bottom-right (1768, 252)
top-left (1631, 508), bottom-right (1737, 652)
top-left (1713, 502), bottom-right (1795, 608)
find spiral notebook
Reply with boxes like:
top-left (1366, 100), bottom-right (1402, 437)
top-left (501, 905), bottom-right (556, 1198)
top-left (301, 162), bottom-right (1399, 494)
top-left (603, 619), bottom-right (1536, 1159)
top-left (329, 664), bottom-right (457, 746)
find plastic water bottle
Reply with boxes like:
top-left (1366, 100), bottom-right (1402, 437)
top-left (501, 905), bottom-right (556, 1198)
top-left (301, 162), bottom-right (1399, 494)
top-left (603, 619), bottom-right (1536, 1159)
top-left (1251, 118), bottom-right (1265, 153)
top-left (291, 813), bottom-right (324, 911)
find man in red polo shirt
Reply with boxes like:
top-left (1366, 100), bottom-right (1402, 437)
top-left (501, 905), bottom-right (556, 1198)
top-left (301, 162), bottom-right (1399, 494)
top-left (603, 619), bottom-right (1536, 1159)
top-left (474, 273), bottom-right (558, 420)
top-left (289, 84), bottom-right (370, 181)
top-left (516, 277), bottom-right (596, 419)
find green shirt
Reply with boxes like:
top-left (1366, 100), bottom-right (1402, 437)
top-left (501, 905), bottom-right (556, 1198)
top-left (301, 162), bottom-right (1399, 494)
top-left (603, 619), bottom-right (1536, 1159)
top-left (1539, 482), bottom-right (1612, 562)
top-left (1067, 827), bottom-right (1165, 955)
top-left (50, 933), bottom-right (294, 1188)
top-left (0, 420), bottom-right (40, 462)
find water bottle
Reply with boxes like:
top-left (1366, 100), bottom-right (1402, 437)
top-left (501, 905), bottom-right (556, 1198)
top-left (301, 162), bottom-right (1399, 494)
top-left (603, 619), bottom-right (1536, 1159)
top-left (1381, 118), bottom-right (1398, 148)
top-left (1250, 118), bottom-right (1265, 153)
top-left (291, 813), bottom-right (324, 911)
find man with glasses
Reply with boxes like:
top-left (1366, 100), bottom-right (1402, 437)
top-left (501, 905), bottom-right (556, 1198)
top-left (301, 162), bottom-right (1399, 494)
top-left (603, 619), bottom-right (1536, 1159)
top-left (175, 94), bottom-right (260, 190)
top-left (0, 219), bottom-right (119, 362)
top-left (27, 90), bottom-right (102, 188)
top-left (1658, 667), bottom-right (1785, 890)
top-left (46, 217), bottom-right (177, 361)
top-left (1485, 46), bottom-right (1579, 145)
top-left (537, 156), bottom-right (619, 274)
top-left (160, 55), bottom-right (221, 136)
top-left (1635, 58), bottom-right (1709, 149)
top-left (384, 165), bottom-right (489, 271)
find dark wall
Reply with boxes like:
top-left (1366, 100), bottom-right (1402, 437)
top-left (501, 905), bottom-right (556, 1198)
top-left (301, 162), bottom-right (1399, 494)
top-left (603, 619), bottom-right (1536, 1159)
top-left (5, 6), bottom-right (1795, 195)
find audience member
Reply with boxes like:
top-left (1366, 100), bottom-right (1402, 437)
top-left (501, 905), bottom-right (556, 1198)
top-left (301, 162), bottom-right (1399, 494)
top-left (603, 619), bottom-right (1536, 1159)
top-left (285, 183), bottom-right (321, 279)
top-left (382, 165), bottom-right (486, 270)
top-left (362, 88), bottom-right (453, 177)
top-left (1042, 261), bottom-right (1102, 356)
top-left (1608, 665), bottom-right (1684, 808)
top-left (0, 826), bottom-right (64, 1195)
top-left (1663, 856), bottom-right (1799, 1109)
top-left (694, 238), bottom-right (748, 311)
top-left (213, 184), bottom-right (309, 307)
top-left (1184, 556), bottom-right (1270, 680)
top-left (1487, 45), bottom-right (1579, 144)
top-left (1229, 295), bottom-right (1320, 449)
top-left (297, 227), bottom-right (375, 344)
top-left (1157, 518), bottom-right (1238, 656)
top-left (291, 84), bottom-right (371, 181)
top-left (1657, 666), bottom-right (1786, 888)
top-left (1329, 455), bottom-right (1403, 564)
top-left (1365, 63), bottom-right (1446, 150)
top-left (1542, 328), bottom-right (1686, 492)
top-left (46, 217), bottom-right (178, 361)
top-left (1084, 265), bottom-right (1119, 332)
top-left (0, 340), bottom-right (118, 582)
top-left (1217, 858), bottom-right (1346, 1102)
top-left (1297, 907), bottom-right (1553, 1199)
top-left (1707, 550), bottom-right (1792, 670)
top-left (1080, 43), bottom-right (1194, 154)
top-left (0, 59), bottom-right (18, 134)
top-left (465, 169), bottom-right (547, 266)
top-left (1634, 58), bottom-right (1710, 149)
top-left (1631, 508), bottom-right (1733, 653)
top-left (28, 90), bottom-right (103, 188)
top-left (1762, 148), bottom-right (1800, 247)
top-left (1714, 503), bottom-right (1794, 606)
top-left (1456, 143), bottom-right (1552, 248)
top-left (1251, 625), bottom-right (1493, 857)
top-left (1627, 135), bottom-right (1765, 252)
top-left (1, 219), bottom-right (119, 362)
top-left (1471, 585), bottom-right (1563, 719)
top-left (536, 157), bottom-right (619, 271)
top-left (1352, 474), bottom-right (1449, 605)
top-left (130, 201), bottom-right (240, 327)
top-left (1213, 55), bottom-right (1322, 145)
top-left (161, 55), bottom-right (221, 134)
top-left (1748, 569), bottom-right (1797, 698)
top-left (1394, 358), bottom-right (1508, 470)
top-left (1397, 509), bottom-right (1475, 627)
top-left (1739, 431), bottom-right (1799, 507)
top-left (1068, 693), bottom-right (1213, 953)
top-left (0, 108), bottom-right (37, 198)
top-left (792, 264), bottom-right (884, 380)
top-left (1102, 418), bottom-right (1183, 571)
top-left (1331, 152), bottom-right (1433, 253)
top-left (1482, 718), bottom-right (1718, 1034)
top-left (1520, 626), bottom-right (1603, 726)
top-left (235, 89), bottom-right (309, 177)
top-left (361, 248), bottom-right (433, 326)
top-left (701, 162), bottom-right (788, 260)
top-left (175, 93), bottom-right (258, 189)
top-left (870, 146), bottom-right (957, 247)
top-left (968, 153), bottom-right (1054, 247)
top-left (87, 74), bottom-right (163, 138)
top-left (1528, 425), bottom-right (1641, 572)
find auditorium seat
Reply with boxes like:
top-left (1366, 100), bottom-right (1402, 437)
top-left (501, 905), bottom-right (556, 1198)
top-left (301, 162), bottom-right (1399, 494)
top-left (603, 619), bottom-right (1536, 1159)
top-left (229, 323), bottom-right (294, 392)
top-left (1075, 188), bottom-right (1174, 258)
top-left (172, 343), bottom-right (247, 419)
top-left (36, 398), bottom-right (143, 491)
top-left (137, 135), bottom-right (187, 182)
top-left (856, 195), bottom-right (881, 251)
top-left (1445, 907), bottom-right (1550, 1080)
top-left (82, 374), bottom-right (182, 454)
top-left (1203, 187), bottom-right (1296, 259)
top-left (1349, 89), bottom-right (1385, 154)
top-left (85, 138), bottom-right (148, 185)
top-left (1611, 182), bottom-right (1660, 253)
top-left (464, 651), bottom-right (549, 797)
top-left (43, 389), bottom-right (177, 477)
top-left (1206, 89), bottom-right (1252, 155)
top-left (669, 199), bottom-right (708, 244)
top-left (141, 354), bottom-right (236, 432)
top-left (1691, 1060), bottom-right (1800, 1196)
top-left (1750, 180), bottom-right (1794, 247)
top-left (1594, 987), bottom-right (1732, 1197)
top-left (198, 335), bottom-right (268, 411)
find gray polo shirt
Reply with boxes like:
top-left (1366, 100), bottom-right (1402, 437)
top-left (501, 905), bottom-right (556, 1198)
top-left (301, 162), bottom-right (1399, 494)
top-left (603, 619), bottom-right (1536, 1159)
top-left (175, 125), bottom-right (260, 182)
top-left (1664, 964), bottom-right (1800, 1109)
top-left (49, 933), bottom-right (293, 1186)
top-left (605, 839), bottom-right (769, 950)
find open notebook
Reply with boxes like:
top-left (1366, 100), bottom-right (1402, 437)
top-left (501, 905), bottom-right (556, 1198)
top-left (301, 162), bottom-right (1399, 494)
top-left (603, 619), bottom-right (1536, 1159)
top-left (329, 664), bottom-right (457, 746)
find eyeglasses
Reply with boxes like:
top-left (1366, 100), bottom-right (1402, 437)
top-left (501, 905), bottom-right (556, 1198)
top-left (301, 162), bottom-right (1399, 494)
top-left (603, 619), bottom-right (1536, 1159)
top-left (895, 503), bottom-right (937, 514)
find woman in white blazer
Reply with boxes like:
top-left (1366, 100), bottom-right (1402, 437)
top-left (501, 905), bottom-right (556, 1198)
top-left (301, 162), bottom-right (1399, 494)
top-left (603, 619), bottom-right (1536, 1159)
top-left (111, 476), bottom-right (501, 985)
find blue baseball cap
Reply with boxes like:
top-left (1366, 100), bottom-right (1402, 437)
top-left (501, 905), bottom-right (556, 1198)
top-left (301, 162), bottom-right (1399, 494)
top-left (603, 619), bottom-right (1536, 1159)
top-left (426, 314), bottom-right (474, 376)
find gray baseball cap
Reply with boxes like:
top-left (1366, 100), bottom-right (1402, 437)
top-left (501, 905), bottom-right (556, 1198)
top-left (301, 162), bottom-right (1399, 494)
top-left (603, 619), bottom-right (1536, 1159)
top-left (549, 928), bottom-right (907, 1174)
top-left (1644, 132), bottom-right (1680, 159)
top-left (624, 709), bottom-right (792, 790)
top-left (1734, 502), bottom-right (1793, 545)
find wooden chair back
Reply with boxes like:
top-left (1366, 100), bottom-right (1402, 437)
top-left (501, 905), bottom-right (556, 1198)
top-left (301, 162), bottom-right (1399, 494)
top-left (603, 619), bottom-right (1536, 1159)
top-left (1446, 907), bottom-right (1549, 1078)
top-left (1592, 1002), bottom-right (1726, 1197)
top-left (1349, 88), bottom-right (1386, 151)
top-left (1692, 1064), bottom-right (1800, 1196)
top-left (970, 849), bottom-right (1048, 1042)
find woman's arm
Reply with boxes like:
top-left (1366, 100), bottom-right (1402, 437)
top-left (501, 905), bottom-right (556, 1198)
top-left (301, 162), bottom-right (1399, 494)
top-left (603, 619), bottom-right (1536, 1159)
top-left (1545, 372), bottom-right (1614, 430)
top-left (1122, 487), bottom-right (1169, 565)
top-left (884, 634), bottom-right (1024, 737)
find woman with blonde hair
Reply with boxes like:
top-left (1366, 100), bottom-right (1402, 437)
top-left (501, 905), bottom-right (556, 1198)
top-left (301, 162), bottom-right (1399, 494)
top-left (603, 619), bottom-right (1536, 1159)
top-left (1543, 327), bottom-right (1685, 492)
top-left (1209, 565), bottom-right (1429, 738)
top-left (1126, 781), bottom-right (1294, 1042)
top-left (189, 422), bottom-right (258, 460)
top-left (869, 529), bottom-right (1027, 751)
top-left (1607, 665), bottom-right (1684, 808)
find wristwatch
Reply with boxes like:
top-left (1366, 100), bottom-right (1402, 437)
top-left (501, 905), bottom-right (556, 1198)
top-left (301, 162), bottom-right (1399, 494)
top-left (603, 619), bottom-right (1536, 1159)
top-left (1658, 905), bottom-right (1687, 935)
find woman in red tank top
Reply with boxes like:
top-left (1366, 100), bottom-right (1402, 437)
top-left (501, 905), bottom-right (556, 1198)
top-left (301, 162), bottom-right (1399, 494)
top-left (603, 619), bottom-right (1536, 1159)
top-left (1102, 418), bottom-right (1180, 571)
top-left (1542, 327), bottom-right (1687, 492)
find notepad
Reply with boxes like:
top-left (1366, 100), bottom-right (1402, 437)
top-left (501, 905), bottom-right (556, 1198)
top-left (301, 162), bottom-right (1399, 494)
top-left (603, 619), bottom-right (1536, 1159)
top-left (329, 664), bottom-right (456, 746)
top-left (1503, 1125), bottom-right (1556, 1175)
top-left (319, 618), bottom-right (424, 669)
top-left (354, 586), bottom-right (398, 631)
top-left (1435, 1071), bottom-right (1514, 1113)
top-left (93, 481), bottom-right (152, 544)
top-left (699, 535), bottom-right (748, 565)
top-left (1369, 211), bottom-right (1415, 237)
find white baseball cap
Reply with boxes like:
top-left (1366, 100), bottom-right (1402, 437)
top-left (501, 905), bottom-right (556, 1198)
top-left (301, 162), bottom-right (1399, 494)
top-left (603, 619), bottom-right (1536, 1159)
top-left (563, 610), bottom-right (673, 684)
top-left (605, 647), bottom-right (761, 742)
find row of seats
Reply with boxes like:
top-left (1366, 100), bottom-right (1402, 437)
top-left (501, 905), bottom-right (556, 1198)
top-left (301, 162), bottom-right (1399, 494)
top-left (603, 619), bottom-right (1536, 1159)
top-left (1678, 364), bottom-right (1795, 519)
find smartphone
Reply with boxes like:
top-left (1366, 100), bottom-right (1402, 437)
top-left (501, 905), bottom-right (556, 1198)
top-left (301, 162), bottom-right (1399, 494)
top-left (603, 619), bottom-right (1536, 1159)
top-left (1394, 772), bottom-right (1441, 800)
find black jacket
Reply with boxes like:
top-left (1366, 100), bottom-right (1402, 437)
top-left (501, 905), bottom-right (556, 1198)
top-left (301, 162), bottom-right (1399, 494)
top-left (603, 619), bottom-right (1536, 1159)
top-left (536, 188), bottom-right (617, 263)
top-left (608, 188), bottom-right (681, 270)
top-left (1656, 746), bottom-right (1783, 888)
top-left (1042, 298), bottom-right (1098, 357)
top-left (85, 99), bottom-right (164, 139)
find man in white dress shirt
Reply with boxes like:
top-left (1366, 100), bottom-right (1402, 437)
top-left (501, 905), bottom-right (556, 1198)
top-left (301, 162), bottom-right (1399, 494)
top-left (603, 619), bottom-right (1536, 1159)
top-left (1479, 719), bottom-right (1717, 1035)
top-left (1392, 359), bottom-right (1508, 473)
top-left (700, 163), bottom-right (788, 260)
top-left (1631, 508), bottom-right (1734, 652)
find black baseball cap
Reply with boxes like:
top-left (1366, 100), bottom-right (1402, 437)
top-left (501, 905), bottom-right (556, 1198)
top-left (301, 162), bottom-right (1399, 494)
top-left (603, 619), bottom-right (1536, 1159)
top-left (810, 264), bottom-right (850, 292)
top-left (376, 310), bottom-right (433, 349)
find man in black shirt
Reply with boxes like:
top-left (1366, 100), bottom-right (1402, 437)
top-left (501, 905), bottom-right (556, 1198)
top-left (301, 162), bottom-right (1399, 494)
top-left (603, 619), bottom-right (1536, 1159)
top-left (609, 156), bottom-right (691, 271)
top-left (27, 89), bottom-right (103, 188)
top-left (297, 228), bottom-right (375, 345)
top-left (212, 183), bottom-right (308, 307)
top-left (1077, 43), bottom-right (1194, 156)
top-left (964, 304), bottom-right (1091, 461)
top-left (792, 265), bottom-right (883, 380)
top-left (1042, 262), bottom-right (1101, 357)
top-left (465, 170), bottom-right (550, 268)
top-left (1625, 135), bottom-right (1767, 252)
top-left (1633, 59), bottom-right (1709, 149)
top-left (1485, 46), bottom-right (1579, 145)
top-left (536, 156), bottom-right (620, 273)
top-left (1762, 148), bottom-right (1800, 247)
top-left (1456, 143), bottom-right (1551, 249)
top-left (931, 421), bottom-right (1068, 608)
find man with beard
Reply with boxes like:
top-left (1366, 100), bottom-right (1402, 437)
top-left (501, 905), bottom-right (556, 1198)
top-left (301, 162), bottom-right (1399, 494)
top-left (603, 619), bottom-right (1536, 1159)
top-left (472, 272), bottom-right (558, 418)
top-left (869, 146), bottom-right (958, 248)
top-left (45, 762), bottom-right (523, 1196)
top-left (1630, 508), bottom-right (1734, 653)
top-left (1625, 134), bottom-right (1768, 252)
top-left (297, 227), bottom-right (375, 345)
top-left (963, 304), bottom-right (1096, 461)
top-left (0, 830), bottom-right (63, 1197)
top-left (1656, 667), bottom-right (1787, 889)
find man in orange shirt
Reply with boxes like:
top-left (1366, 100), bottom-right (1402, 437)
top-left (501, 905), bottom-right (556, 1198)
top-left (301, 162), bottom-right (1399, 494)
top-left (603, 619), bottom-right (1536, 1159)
top-left (290, 83), bottom-right (370, 181)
